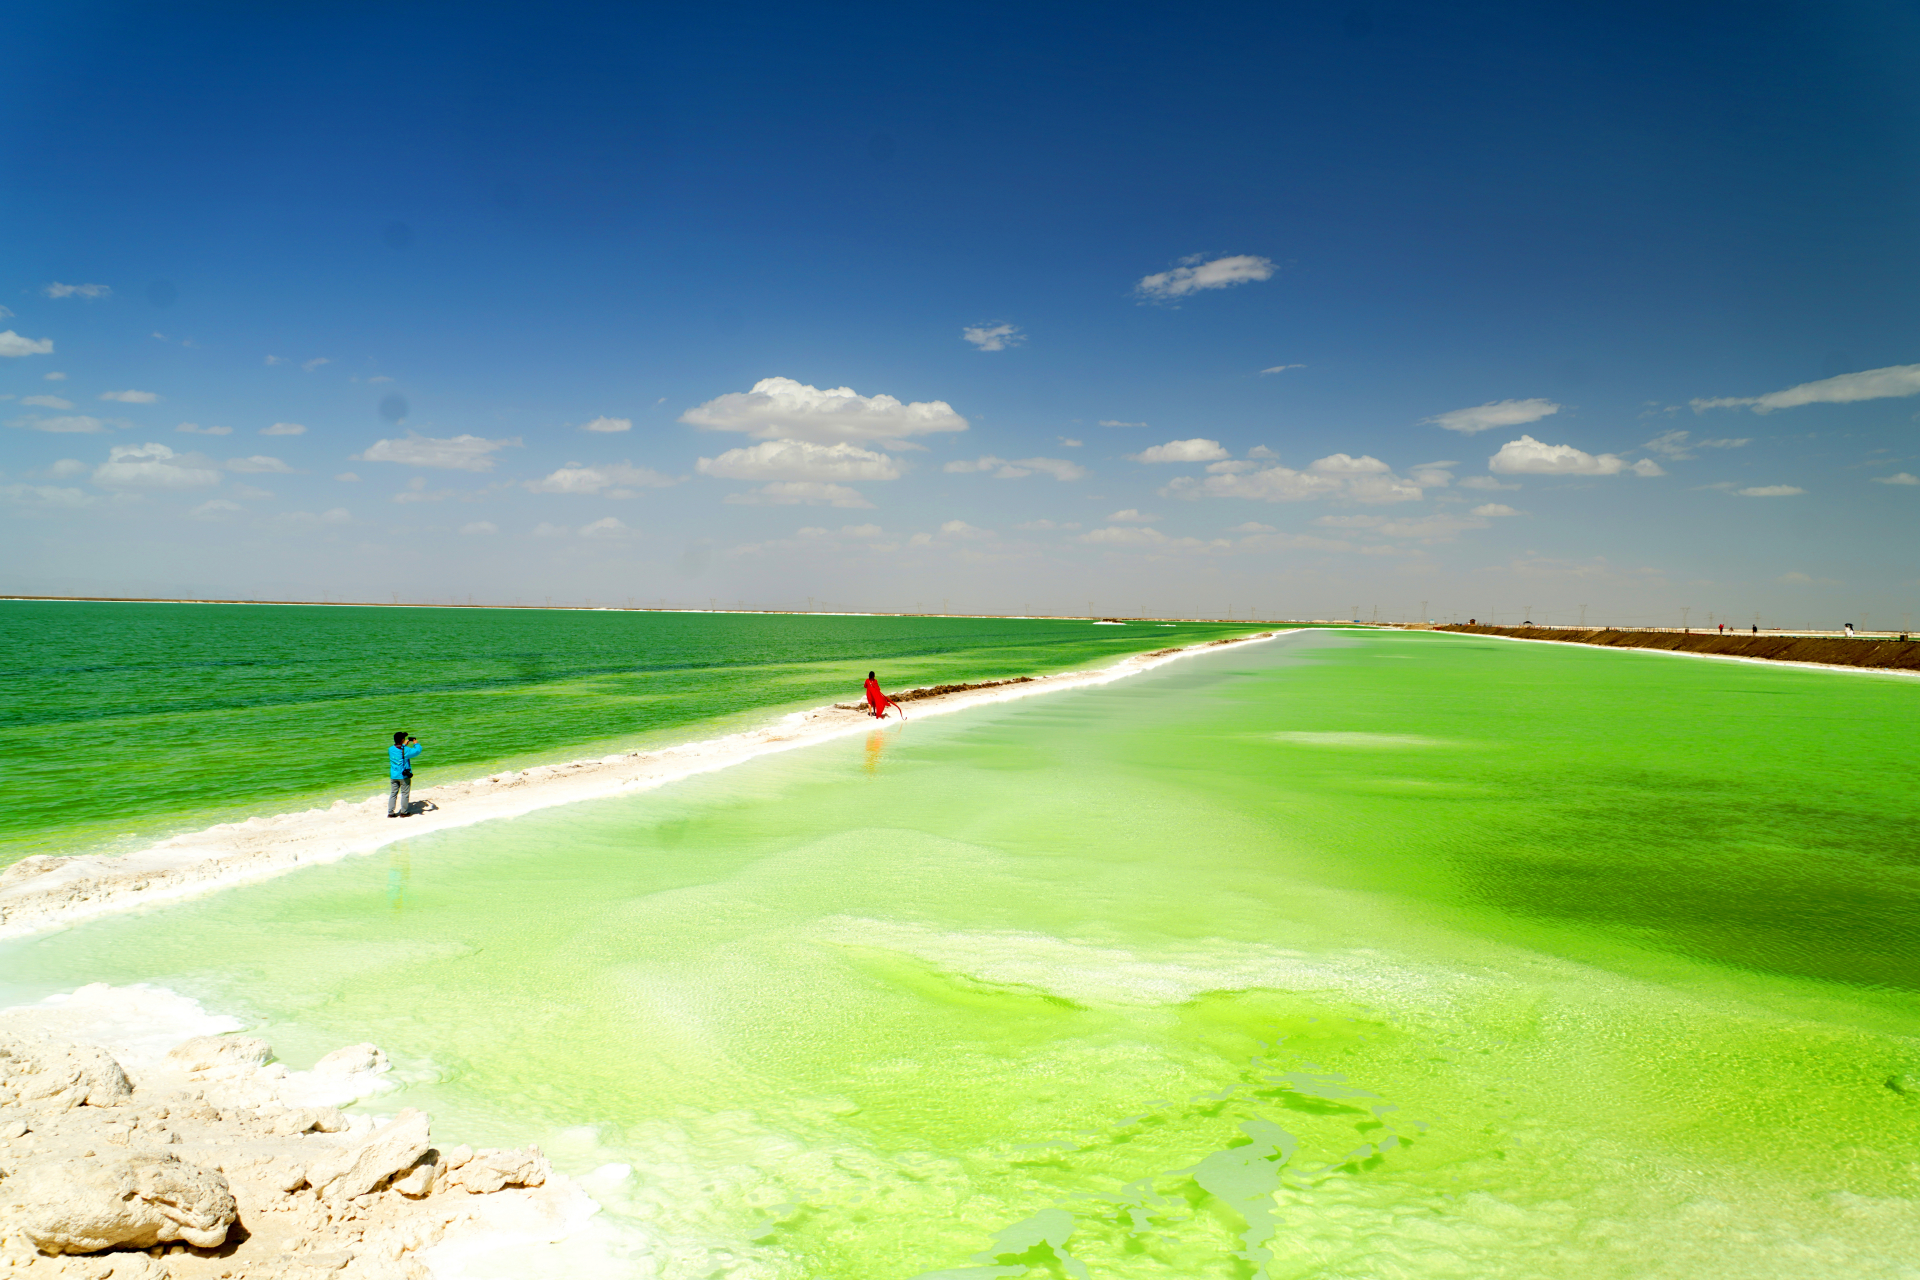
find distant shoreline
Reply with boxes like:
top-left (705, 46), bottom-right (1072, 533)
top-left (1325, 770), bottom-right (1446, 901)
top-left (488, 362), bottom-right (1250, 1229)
top-left (0, 593), bottom-right (1322, 624)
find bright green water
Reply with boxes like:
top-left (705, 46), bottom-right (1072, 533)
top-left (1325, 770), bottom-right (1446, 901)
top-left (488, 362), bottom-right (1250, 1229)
top-left (4, 631), bottom-right (1918, 1277)
top-left (0, 602), bottom-right (1264, 867)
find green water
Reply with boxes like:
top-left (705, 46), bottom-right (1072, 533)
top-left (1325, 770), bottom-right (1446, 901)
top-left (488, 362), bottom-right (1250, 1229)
top-left (0, 601), bottom-right (1265, 866)
top-left (4, 630), bottom-right (1918, 1277)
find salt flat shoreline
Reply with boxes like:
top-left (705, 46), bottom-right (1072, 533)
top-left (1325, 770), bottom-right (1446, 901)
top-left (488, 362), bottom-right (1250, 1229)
top-left (1431, 625), bottom-right (1920, 677)
top-left (0, 630), bottom-right (1285, 941)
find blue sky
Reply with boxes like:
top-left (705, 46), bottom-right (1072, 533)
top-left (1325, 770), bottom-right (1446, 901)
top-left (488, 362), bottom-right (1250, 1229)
top-left (4, 1), bottom-right (1919, 624)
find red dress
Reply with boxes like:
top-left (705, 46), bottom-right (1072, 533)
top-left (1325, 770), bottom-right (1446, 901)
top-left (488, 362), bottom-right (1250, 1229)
top-left (864, 677), bottom-right (896, 718)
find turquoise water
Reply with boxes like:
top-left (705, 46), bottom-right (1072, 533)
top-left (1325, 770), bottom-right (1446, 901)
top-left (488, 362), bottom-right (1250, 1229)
top-left (0, 602), bottom-right (1267, 866)
top-left (3, 629), bottom-right (1917, 1276)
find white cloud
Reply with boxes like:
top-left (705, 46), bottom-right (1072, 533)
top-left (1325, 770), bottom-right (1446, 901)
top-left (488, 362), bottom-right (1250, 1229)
top-left (1471, 503), bottom-right (1521, 517)
top-left (43, 283), bottom-right (110, 299)
top-left (962, 323), bottom-right (1025, 352)
top-left (1169, 466), bottom-right (1341, 503)
top-left (1424, 398), bottom-right (1560, 435)
top-left (1247, 445), bottom-right (1278, 459)
top-left (526, 462), bottom-right (679, 495)
top-left (176, 423), bottom-right (232, 436)
top-left (0, 331), bottom-right (55, 358)
top-left (1307, 453), bottom-right (1390, 474)
top-left (1, 483), bottom-right (93, 508)
top-left (368, 375), bottom-right (394, 384)
top-left (579, 517), bottom-right (631, 539)
top-left (0, 306), bottom-right (10, 318)
top-left (1013, 519), bottom-right (1080, 531)
top-left (698, 439), bottom-right (901, 483)
top-left (682, 376), bottom-right (967, 445)
top-left (229, 484), bottom-right (274, 500)
top-left (227, 455), bottom-right (294, 474)
top-left (1691, 363), bottom-right (1920, 413)
top-left (799, 522), bottom-right (885, 540)
top-left (1736, 485), bottom-right (1805, 497)
top-left (1106, 509), bottom-right (1161, 522)
top-left (188, 499), bottom-right (244, 521)
top-left (1099, 420), bottom-right (1148, 428)
top-left (1057, 437), bottom-right (1083, 448)
top-left (46, 459), bottom-right (87, 478)
top-left (43, 371), bottom-right (66, 380)
top-left (1644, 429), bottom-right (1750, 459)
top-left (262, 422), bottom-right (306, 436)
top-left (334, 472), bottom-right (360, 482)
top-left (1871, 472), bottom-right (1919, 485)
top-left (7, 414), bottom-right (111, 433)
top-left (1488, 435), bottom-right (1659, 477)
top-left (460, 521), bottom-right (498, 535)
top-left (581, 416), bottom-right (632, 433)
top-left (1205, 460), bottom-right (1258, 474)
top-left (99, 390), bottom-right (159, 404)
top-left (354, 433), bottom-right (520, 472)
top-left (1458, 475), bottom-right (1520, 491)
top-left (1135, 254), bottom-right (1276, 301)
top-left (723, 481), bottom-right (874, 508)
top-left (1259, 364), bottom-right (1305, 375)
top-left (21, 395), bottom-right (73, 409)
top-left (301, 358), bottom-right (330, 372)
top-left (1079, 525), bottom-right (1168, 545)
top-left (1408, 461), bottom-right (1456, 487)
top-left (93, 442), bottom-right (222, 489)
top-left (943, 455), bottom-right (1085, 480)
top-left (940, 519), bottom-right (993, 539)
top-left (1129, 438), bottom-right (1230, 463)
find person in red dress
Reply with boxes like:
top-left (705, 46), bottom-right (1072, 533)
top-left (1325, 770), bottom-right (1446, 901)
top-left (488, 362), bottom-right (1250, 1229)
top-left (864, 671), bottom-right (900, 719)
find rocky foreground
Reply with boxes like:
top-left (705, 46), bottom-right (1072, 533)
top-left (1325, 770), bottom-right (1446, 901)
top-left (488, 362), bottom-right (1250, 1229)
top-left (0, 1022), bottom-right (582, 1279)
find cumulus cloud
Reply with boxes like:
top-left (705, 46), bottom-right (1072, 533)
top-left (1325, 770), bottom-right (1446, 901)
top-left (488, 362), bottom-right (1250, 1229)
top-left (43, 283), bottom-right (110, 299)
top-left (1134, 254), bottom-right (1276, 301)
top-left (46, 459), bottom-right (87, 478)
top-left (21, 395), bottom-right (73, 409)
top-left (1260, 364), bottom-right (1306, 375)
top-left (1736, 485), bottom-right (1805, 497)
top-left (1227, 521), bottom-right (1276, 534)
top-left (1206, 460), bottom-right (1259, 474)
top-left (723, 481), bottom-right (874, 508)
top-left (0, 331), bottom-right (55, 358)
top-left (261, 422), bottom-right (306, 436)
top-left (1459, 475), bottom-right (1520, 491)
top-left (1424, 398), bottom-right (1560, 435)
top-left (1247, 445), bottom-right (1278, 459)
top-left (1057, 437), bottom-right (1083, 448)
top-left (1871, 472), bottom-right (1919, 485)
top-left (1471, 503), bottom-right (1521, 517)
top-left (43, 371), bottom-right (66, 380)
top-left (698, 439), bottom-right (901, 483)
top-left (7, 413), bottom-right (111, 433)
top-left (581, 416), bottom-right (632, 433)
top-left (99, 390), bottom-right (159, 404)
top-left (940, 519), bottom-right (992, 539)
top-left (682, 376), bottom-right (967, 445)
top-left (354, 433), bottom-right (520, 471)
top-left (1644, 429), bottom-right (1749, 459)
top-left (962, 323), bottom-right (1024, 352)
top-left (1408, 461), bottom-right (1457, 487)
top-left (2, 483), bottom-right (93, 508)
top-left (1691, 363), bottom-right (1920, 413)
top-left (176, 423), bottom-right (232, 435)
top-left (1488, 435), bottom-right (1663, 477)
top-left (943, 455), bottom-right (1085, 480)
top-left (93, 442), bottom-right (222, 489)
top-left (579, 517), bottom-right (632, 539)
top-left (1307, 453), bottom-right (1389, 474)
top-left (1129, 438), bottom-right (1230, 463)
top-left (1168, 452), bottom-right (1433, 505)
top-left (526, 462), bottom-right (679, 495)
top-left (188, 499), bottom-right (244, 521)
top-left (1106, 509), bottom-right (1161, 522)
top-left (1079, 525), bottom-right (1168, 545)
top-left (460, 521), bottom-right (498, 535)
top-left (301, 358), bottom-right (330, 372)
top-left (227, 455), bottom-right (294, 474)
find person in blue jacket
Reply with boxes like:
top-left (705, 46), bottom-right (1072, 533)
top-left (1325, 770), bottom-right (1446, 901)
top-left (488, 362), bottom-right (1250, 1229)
top-left (388, 730), bottom-right (423, 818)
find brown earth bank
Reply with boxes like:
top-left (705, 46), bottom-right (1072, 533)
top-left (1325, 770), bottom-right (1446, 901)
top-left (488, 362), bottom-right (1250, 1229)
top-left (1436, 625), bottom-right (1920, 671)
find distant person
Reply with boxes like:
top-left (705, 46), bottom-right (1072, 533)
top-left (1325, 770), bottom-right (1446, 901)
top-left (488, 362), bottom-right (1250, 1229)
top-left (864, 671), bottom-right (900, 720)
top-left (388, 731), bottom-right (423, 818)
top-left (1845, 623), bottom-right (1856, 638)
top-left (1752, 624), bottom-right (1759, 635)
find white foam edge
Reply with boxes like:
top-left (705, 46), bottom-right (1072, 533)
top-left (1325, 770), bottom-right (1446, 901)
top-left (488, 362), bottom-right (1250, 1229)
top-left (0, 630), bottom-right (1292, 941)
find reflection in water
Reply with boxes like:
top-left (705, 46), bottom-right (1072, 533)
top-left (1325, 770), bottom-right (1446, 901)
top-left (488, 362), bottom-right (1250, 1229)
top-left (863, 728), bottom-right (891, 776)
top-left (385, 848), bottom-right (410, 912)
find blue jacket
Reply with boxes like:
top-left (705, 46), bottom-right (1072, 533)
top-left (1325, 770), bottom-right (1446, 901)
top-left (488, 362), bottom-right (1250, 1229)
top-left (389, 742), bottom-right (423, 780)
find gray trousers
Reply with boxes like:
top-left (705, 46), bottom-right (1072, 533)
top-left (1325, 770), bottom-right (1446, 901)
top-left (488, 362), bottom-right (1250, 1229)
top-left (388, 775), bottom-right (411, 815)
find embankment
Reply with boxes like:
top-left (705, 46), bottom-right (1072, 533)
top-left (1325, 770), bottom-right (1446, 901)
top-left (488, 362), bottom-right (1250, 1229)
top-left (1437, 625), bottom-right (1920, 672)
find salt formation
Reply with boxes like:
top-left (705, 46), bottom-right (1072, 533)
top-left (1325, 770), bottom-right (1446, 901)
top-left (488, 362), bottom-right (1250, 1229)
top-left (0, 1010), bottom-right (584, 1279)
